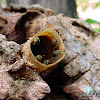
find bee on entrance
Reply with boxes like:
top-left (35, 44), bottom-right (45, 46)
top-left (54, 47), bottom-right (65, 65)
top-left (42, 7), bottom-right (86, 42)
top-left (36, 55), bottom-right (42, 61)
top-left (52, 39), bottom-right (58, 45)
top-left (53, 50), bottom-right (62, 57)
top-left (44, 59), bottom-right (51, 65)
top-left (33, 37), bottom-right (40, 45)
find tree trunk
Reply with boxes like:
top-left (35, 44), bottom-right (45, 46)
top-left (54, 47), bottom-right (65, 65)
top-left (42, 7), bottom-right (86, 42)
top-left (0, 4), bottom-right (100, 100)
top-left (0, 3), bottom-right (2, 9)
top-left (6, 0), bottom-right (77, 18)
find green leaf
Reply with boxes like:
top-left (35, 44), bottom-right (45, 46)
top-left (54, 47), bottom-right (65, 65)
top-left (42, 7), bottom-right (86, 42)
top-left (85, 19), bottom-right (100, 25)
top-left (95, 2), bottom-right (100, 8)
top-left (94, 28), bottom-right (100, 32)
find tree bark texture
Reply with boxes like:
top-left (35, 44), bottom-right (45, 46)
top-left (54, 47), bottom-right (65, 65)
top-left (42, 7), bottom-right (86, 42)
top-left (0, 5), bottom-right (100, 100)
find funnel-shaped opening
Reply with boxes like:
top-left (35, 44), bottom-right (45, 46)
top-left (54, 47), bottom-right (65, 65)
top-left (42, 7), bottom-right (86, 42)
top-left (31, 35), bottom-right (62, 64)
top-left (22, 29), bottom-right (65, 72)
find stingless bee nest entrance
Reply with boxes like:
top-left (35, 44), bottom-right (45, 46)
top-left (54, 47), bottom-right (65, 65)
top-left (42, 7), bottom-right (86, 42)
top-left (31, 36), bottom-right (62, 65)
top-left (22, 29), bottom-right (65, 72)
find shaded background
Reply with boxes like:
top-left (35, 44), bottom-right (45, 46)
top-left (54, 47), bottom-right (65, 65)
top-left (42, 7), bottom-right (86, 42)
top-left (0, 0), bottom-right (100, 31)
top-left (6, 0), bottom-right (77, 18)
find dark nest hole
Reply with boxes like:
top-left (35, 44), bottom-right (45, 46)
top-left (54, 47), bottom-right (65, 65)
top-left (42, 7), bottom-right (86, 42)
top-left (41, 63), bottom-right (74, 100)
top-left (31, 36), bottom-right (59, 64)
top-left (9, 7), bottom-right (27, 13)
top-left (8, 11), bottom-right (40, 44)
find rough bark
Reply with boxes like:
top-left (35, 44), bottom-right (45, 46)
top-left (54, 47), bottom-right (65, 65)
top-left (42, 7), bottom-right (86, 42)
top-left (0, 32), bottom-right (50, 99)
top-left (0, 5), bottom-right (100, 100)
